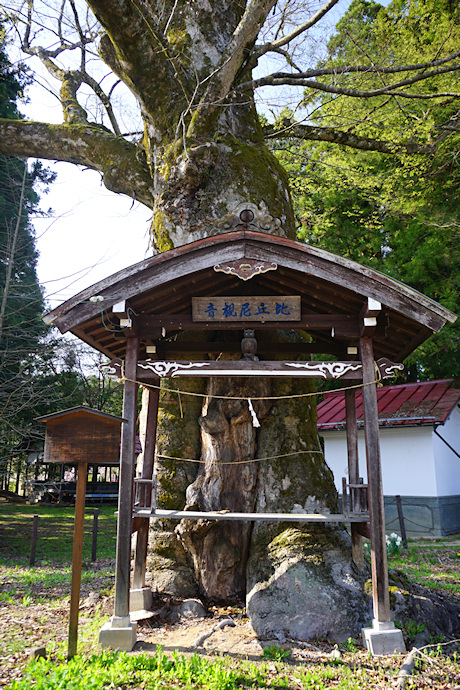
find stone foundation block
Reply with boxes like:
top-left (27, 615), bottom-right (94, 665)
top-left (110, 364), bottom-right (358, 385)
top-left (99, 617), bottom-right (137, 651)
top-left (362, 620), bottom-right (406, 655)
top-left (130, 587), bottom-right (153, 612)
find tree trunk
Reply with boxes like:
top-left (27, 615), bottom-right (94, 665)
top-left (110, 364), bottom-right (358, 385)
top-left (176, 375), bottom-right (272, 599)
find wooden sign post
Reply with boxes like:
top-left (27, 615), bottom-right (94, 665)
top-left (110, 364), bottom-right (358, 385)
top-left (68, 462), bottom-right (88, 659)
top-left (37, 407), bottom-right (124, 659)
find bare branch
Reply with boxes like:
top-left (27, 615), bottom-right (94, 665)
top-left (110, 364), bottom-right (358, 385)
top-left (250, 0), bottom-right (340, 66)
top-left (80, 71), bottom-right (122, 136)
top-left (251, 50), bottom-right (460, 83)
top-left (249, 61), bottom-right (460, 98)
top-left (262, 120), bottom-right (435, 155)
top-left (21, 0), bottom-right (91, 60)
top-left (15, 2), bottom-right (123, 134)
top-left (68, 0), bottom-right (87, 71)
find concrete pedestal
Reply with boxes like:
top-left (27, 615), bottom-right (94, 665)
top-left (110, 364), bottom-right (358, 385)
top-left (99, 616), bottom-right (137, 651)
top-left (130, 587), bottom-right (153, 612)
top-left (362, 620), bottom-right (406, 656)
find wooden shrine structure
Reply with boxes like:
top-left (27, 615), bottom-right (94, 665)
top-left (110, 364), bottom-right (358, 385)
top-left (43, 212), bottom-right (456, 653)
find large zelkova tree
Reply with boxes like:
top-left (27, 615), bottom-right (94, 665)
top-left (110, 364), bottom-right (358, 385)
top-left (273, 0), bottom-right (460, 380)
top-left (0, 0), bottom-right (458, 636)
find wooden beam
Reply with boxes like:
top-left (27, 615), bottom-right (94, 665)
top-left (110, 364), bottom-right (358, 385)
top-left (133, 508), bottom-right (369, 523)
top-left (155, 341), bottom-right (346, 357)
top-left (360, 298), bottom-right (382, 337)
top-left (113, 337), bottom-right (139, 621)
top-left (100, 357), bottom-right (404, 381)
top-left (134, 313), bottom-right (360, 335)
top-left (360, 337), bottom-right (390, 623)
top-left (68, 462), bottom-right (87, 659)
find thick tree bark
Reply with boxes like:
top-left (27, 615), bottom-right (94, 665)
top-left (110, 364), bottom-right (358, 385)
top-left (176, 376), bottom-right (272, 599)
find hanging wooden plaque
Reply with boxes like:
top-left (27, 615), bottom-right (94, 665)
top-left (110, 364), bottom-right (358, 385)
top-left (192, 296), bottom-right (301, 322)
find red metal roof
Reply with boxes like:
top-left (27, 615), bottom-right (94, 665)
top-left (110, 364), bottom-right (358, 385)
top-left (317, 380), bottom-right (460, 430)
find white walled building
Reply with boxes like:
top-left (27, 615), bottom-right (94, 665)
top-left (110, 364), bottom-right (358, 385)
top-left (318, 380), bottom-right (460, 537)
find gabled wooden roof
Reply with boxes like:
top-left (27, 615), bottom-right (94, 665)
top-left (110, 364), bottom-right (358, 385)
top-left (36, 406), bottom-right (125, 423)
top-left (43, 230), bottom-right (456, 362)
top-left (317, 379), bottom-right (460, 430)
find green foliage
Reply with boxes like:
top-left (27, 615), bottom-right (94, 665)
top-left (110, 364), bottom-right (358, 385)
top-left (7, 649), bottom-right (241, 690)
top-left (395, 618), bottom-right (426, 643)
top-left (387, 540), bottom-right (460, 596)
top-left (261, 644), bottom-right (291, 661)
top-left (275, 0), bottom-right (460, 379)
top-left (340, 637), bottom-right (359, 653)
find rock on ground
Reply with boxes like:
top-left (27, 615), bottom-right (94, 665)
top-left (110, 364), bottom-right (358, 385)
top-left (388, 570), bottom-right (460, 638)
top-left (246, 524), bottom-right (372, 643)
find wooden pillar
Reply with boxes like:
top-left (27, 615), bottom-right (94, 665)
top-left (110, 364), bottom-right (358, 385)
top-left (113, 337), bottom-right (139, 621)
top-left (132, 384), bottom-right (160, 591)
top-left (345, 386), bottom-right (363, 570)
top-left (360, 337), bottom-right (390, 623)
top-left (68, 461), bottom-right (88, 658)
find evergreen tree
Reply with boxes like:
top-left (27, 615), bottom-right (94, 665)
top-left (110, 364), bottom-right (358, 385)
top-left (0, 27), bottom-right (55, 489)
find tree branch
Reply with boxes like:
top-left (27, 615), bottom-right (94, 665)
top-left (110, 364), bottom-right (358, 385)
top-left (254, 51), bottom-right (460, 81)
top-left (262, 120), bottom-right (435, 154)
top-left (249, 61), bottom-right (460, 98)
top-left (187, 0), bottom-right (278, 139)
top-left (86, 0), bottom-right (190, 125)
top-left (0, 119), bottom-right (153, 206)
top-left (248, 0), bottom-right (340, 69)
top-left (79, 71), bottom-right (122, 136)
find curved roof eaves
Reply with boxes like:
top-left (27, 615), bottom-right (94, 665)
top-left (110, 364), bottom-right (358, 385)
top-left (43, 231), bottom-right (456, 335)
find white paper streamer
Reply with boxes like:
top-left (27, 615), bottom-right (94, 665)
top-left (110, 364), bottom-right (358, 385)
top-left (247, 398), bottom-right (260, 428)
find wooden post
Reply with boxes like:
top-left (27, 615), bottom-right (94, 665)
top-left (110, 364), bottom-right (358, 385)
top-left (29, 514), bottom-right (39, 567)
top-left (91, 508), bottom-right (99, 562)
top-left (342, 477), bottom-right (348, 517)
top-left (360, 337), bottom-right (390, 623)
top-left (395, 495), bottom-right (408, 550)
top-left (345, 386), bottom-right (364, 569)
top-left (113, 337), bottom-right (139, 621)
top-left (68, 461), bottom-right (88, 659)
top-left (133, 384), bottom-right (160, 591)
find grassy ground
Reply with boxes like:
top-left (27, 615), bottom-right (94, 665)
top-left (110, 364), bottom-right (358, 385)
top-left (0, 503), bottom-right (118, 563)
top-left (389, 537), bottom-right (460, 599)
top-left (1, 503), bottom-right (459, 689)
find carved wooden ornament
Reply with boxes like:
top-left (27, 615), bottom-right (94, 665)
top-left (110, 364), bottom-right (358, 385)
top-left (214, 260), bottom-right (277, 281)
top-left (100, 357), bottom-right (404, 381)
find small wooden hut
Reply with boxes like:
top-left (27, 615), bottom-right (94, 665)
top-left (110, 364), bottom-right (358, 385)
top-left (36, 407), bottom-right (124, 502)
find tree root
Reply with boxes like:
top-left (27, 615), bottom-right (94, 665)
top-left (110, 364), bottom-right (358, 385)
top-left (395, 647), bottom-right (419, 689)
top-left (192, 618), bottom-right (236, 648)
